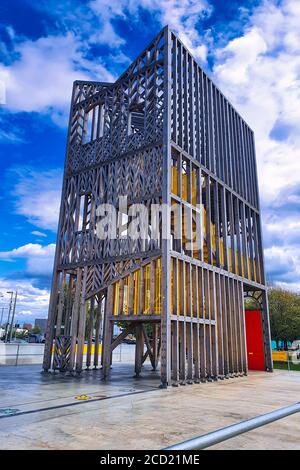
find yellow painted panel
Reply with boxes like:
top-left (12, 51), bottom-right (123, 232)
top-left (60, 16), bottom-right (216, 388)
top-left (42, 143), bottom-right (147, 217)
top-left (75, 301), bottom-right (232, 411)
top-left (83, 344), bottom-right (102, 354)
top-left (133, 270), bottom-right (140, 315)
top-left (170, 172), bottom-right (256, 282)
top-left (182, 173), bottom-right (188, 201)
top-left (272, 351), bottom-right (288, 362)
top-left (110, 258), bottom-right (163, 317)
top-left (192, 169), bottom-right (197, 206)
top-left (123, 275), bottom-right (130, 315)
top-left (144, 264), bottom-right (151, 314)
top-left (171, 166), bottom-right (178, 195)
top-left (220, 238), bottom-right (224, 266)
top-left (248, 258), bottom-right (251, 280)
top-left (235, 251), bottom-right (239, 275)
top-left (52, 344), bottom-right (102, 354)
top-left (155, 259), bottom-right (161, 314)
top-left (177, 260), bottom-right (181, 315)
top-left (113, 282), bottom-right (120, 316)
top-left (228, 247), bottom-right (232, 272)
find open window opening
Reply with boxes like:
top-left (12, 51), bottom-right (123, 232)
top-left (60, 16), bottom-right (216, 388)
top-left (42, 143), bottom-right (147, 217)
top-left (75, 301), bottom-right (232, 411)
top-left (128, 103), bottom-right (145, 135)
top-left (83, 104), bottom-right (105, 144)
top-left (77, 193), bottom-right (92, 232)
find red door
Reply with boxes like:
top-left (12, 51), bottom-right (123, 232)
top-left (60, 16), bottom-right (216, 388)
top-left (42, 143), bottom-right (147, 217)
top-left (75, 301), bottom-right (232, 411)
top-left (245, 309), bottom-right (265, 371)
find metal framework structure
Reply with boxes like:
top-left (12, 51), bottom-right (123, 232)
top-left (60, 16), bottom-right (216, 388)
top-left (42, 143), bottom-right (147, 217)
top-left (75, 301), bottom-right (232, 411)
top-left (43, 27), bottom-right (273, 386)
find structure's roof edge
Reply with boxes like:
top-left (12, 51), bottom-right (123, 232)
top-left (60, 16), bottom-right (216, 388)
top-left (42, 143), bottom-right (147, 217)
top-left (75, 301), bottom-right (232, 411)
top-left (73, 26), bottom-right (254, 135)
top-left (167, 26), bottom-right (254, 134)
top-left (115, 25), bottom-right (167, 85)
top-left (73, 80), bottom-right (114, 87)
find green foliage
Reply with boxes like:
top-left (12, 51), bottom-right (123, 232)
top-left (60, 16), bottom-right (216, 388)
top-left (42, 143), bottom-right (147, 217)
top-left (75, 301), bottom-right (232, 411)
top-left (143, 324), bottom-right (154, 338)
top-left (244, 297), bottom-right (259, 311)
top-left (115, 321), bottom-right (133, 337)
top-left (268, 287), bottom-right (300, 349)
top-left (273, 361), bottom-right (300, 372)
top-left (15, 330), bottom-right (28, 339)
top-left (32, 325), bottom-right (41, 334)
top-left (84, 302), bottom-right (97, 340)
top-left (115, 322), bottom-right (154, 338)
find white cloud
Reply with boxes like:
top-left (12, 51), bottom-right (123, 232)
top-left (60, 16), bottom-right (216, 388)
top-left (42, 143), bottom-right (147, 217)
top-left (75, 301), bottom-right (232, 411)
top-left (215, 28), bottom-right (268, 85)
top-left (89, 0), bottom-right (127, 47)
top-left (264, 245), bottom-right (300, 290)
top-left (0, 277), bottom-right (50, 320)
top-left (210, 0), bottom-right (300, 290)
top-left (11, 167), bottom-right (62, 231)
top-left (0, 0), bottom-right (212, 122)
top-left (0, 243), bottom-right (55, 259)
top-left (90, 0), bottom-right (211, 62)
top-left (31, 231), bottom-right (47, 238)
top-left (0, 115), bottom-right (26, 143)
top-left (0, 32), bottom-right (114, 123)
top-left (145, 0), bottom-right (211, 61)
top-left (0, 77), bottom-right (6, 105)
top-left (17, 310), bottom-right (34, 317)
top-left (0, 128), bottom-right (24, 143)
top-left (0, 243), bottom-right (55, 277)
top-left (264, 215), bottom-right (300, 248)
top-left (213, 0), bottom-right (300, 201)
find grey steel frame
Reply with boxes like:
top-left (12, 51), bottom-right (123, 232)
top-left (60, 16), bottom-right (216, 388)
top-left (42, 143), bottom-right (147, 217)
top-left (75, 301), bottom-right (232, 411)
top-left (43, 26), bottom-right (272, 386)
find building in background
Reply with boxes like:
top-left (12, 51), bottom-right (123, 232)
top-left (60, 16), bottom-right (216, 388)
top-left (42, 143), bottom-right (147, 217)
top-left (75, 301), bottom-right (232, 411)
top-left (23, 323), bottom-right (32, 331)
top-left (43, 26), bottom-right (272, 385)
top-left (34, 318), bottom-right (47, 335)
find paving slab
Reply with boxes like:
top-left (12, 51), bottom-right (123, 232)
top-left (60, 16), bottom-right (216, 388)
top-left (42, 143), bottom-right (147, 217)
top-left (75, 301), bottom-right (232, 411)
top-left (0, 363), bottom-right (299, 450)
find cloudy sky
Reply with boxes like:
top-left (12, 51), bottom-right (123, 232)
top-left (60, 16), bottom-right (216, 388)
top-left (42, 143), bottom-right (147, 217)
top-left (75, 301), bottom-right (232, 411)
top-left (0, 0), bottom-right (299, 322)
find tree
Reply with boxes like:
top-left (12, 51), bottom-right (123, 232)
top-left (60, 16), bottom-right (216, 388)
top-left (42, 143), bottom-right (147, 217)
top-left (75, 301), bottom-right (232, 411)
top-left (244, 297), bottom-right (259, 311)
top-left (268, 287), bottom-right (300, 349)
top-left (15, 330), bottom-right (28, 339)
top-left (32, 325), bottom-right (41, 335)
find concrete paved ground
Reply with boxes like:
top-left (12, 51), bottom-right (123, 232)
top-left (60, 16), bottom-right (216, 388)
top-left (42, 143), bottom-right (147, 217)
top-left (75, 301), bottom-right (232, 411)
top-left (0, 360), bottom-right (299, 450)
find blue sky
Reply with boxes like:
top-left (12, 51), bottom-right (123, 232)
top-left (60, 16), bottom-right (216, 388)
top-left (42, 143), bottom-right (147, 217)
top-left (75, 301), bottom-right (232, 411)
top-left (0, 0), bottom-right (299, 323)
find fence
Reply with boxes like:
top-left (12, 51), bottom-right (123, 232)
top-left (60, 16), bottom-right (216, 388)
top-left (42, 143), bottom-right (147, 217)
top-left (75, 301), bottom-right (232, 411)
top-left (0, 342), bottom-right (135, 366)
top-left (272, 350), bottom-right (300, 371)
top-left (0, 343), bottom-right (44, 366)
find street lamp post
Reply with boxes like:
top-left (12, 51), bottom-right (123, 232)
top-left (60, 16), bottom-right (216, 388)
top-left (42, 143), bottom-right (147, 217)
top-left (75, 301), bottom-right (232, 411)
top-left (0, 293), bottom-right (3, 329)
top-left (0, 306), bottom-right (8, 326)
top-left (9, 290), bottom-right (18, 342)
top-left (0, 307), bottom-right (4, 327)
top-left (9, 291), bottom-right (18, 343)
top-left (4, 292), bottom-right (14, 343)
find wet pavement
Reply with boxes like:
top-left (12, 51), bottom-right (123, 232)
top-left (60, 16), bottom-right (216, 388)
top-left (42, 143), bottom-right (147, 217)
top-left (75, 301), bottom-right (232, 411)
top-left (0, 362), bottom-right (299, 450)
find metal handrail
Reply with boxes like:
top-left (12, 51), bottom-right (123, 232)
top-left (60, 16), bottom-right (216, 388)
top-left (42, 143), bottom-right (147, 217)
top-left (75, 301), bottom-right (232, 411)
top-left (165, 402), bottom-right (300, 450)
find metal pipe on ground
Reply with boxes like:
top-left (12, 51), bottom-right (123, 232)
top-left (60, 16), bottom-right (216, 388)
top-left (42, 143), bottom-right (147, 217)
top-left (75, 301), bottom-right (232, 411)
top-left (165, 402), bottom-right (300, 450)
